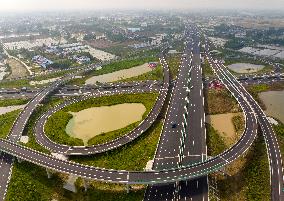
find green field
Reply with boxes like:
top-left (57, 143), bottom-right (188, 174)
top-left (23, 97), bottom-right (65, 153)
top-left (0, 99), bottom-right (29, 107)
top-left (205, 89), bottom-right (241, 115)
top-left (0, 110), bottom-right (21, 138)
top-left (44, 93), bottom-right (158, 146)
top-left (206, 123), bottom-right (227, 156)
top-left (203, 59), bottom-right (215, 77)
top-left (0, 79), bottom-right (30, 88)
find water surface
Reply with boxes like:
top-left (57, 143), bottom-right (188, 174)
top-left (66, 103), bottom-right (146, 144)
top-left (259, 90), bottom-right (284, 123)
top-left (85, 63), bottom-right (152, 84)
top-left (227, 63), bottom-right (264, 73)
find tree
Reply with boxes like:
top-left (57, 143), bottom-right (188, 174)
top-left (83, 33), bottom-right (96, 41)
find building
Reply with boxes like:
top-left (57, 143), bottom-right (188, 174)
top-left (32, 55), bottom-right (53, 68)
top-left (127, 28), bottom-right (141, 33)
top-left (141, 22), bottom-right (148, 27)
top-left (73, 55), bottom-right (91, 64)
top-left (209, 80), bottom-right (224, 90)
top-left (148, 62), bottom-right (158, 69)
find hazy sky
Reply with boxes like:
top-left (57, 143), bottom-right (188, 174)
top-left (0, 0), bottom-right (284, 11)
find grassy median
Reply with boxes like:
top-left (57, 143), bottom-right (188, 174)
top-left (167, 54), bottom-right (181, 80)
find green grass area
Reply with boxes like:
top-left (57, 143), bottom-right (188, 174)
top-left (257, 65), bottom-right (274, 75)
top-left (23, 97), bottom-right (65, 153)
top-left (44, 111), bottom-right (83, 146)
top-left (69, 57), bottom-right (158, 86)
top-left (205, 89), bottom-right (241, 115)
top-left (101, 45), bottom-right (133, 58)
top-left (0, 98), bottom-right (29, 107)
top-left (45, 93), bottom-right (158, 147)
top-left (71, 120), bottom-right (162, 171)
top-left (117, 64), bottom-right (163, 82)
top-left (76, 180), bottom-right (145, 201)
top-left (167, 54), bottom-right (181, 79)
top-left (203, 59), bottom-right (215, 77)
top-left (31, 68), bottom-right (77, 82)
top-left (0, 79), bottom-right (30, 88)
top-left (88, 122), bottom-right (140, 146)
top-left (232, 114), bottom-right (245, 136)
top-left (171, 40), bottom-right (185, 52)
top-left (274, 122), bottom-right (284, 170)
top-left (206, 123), bottom-right (227, 156)
top-left (243, 136), bottom-right (270, 200)
top-left (0, 110), bottom-right (21, 138)
top-left (6, 162), bottom-right (67, 201)
top-left (6, 161), bottom-right (145, 201)
top-left (211, 135), bottom-right (270, 201)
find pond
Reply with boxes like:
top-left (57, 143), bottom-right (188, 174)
top-left (65, 103), bottom-right (146, 144)
top-left (259, 90), bottom-right (284, 123)
top-left (85, 63), bottom-right (152, 84)
top-left (227, 63), bottom-right (265, 73)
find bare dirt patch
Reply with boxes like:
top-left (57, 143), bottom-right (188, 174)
top-left (206, 113), bottom-right (242, 146)
top-left (85, 63), bottom-right (153, 84)
top-left (6, 58), bottom-right (28, 79)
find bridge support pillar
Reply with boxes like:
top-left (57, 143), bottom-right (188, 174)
top-left (17, 157), bottom-right (23, 163)
top-left (46, 168), bottom-right (52, 179)
top-left (83, 179), bottom-right (88, 192)
top-left (126, 184), bottom-right (131, 193)
top-left (175, 181), bottom-right (180, 193)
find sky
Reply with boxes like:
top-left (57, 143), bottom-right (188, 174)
top-left (0, 0), bottom-right (284, 11)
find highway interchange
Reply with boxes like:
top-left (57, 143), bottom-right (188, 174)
top-left (0, 26), bottom-right (283, 201)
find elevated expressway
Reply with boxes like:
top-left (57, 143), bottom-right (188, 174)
top-left (0, 37), bottom-right (273, 200)
top-left (145, 26), bottom-right (208, 201)
top-left (145, 28), bottom-right (195, 200)
top-left (205, 40), bottom-right (284, 201)
top-left (177, 30), bottom-right (208, 201)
